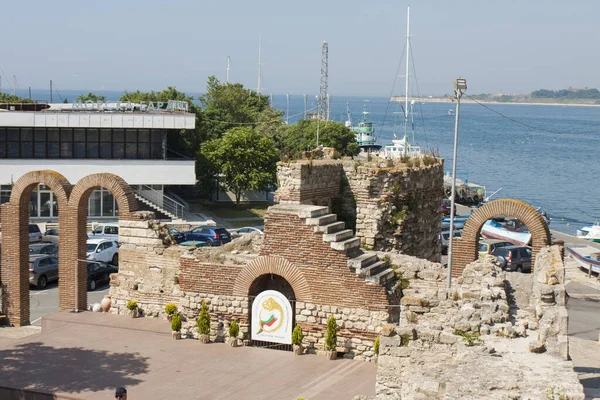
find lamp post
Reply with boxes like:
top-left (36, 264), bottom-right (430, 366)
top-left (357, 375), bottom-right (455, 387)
top-left (447, 77), bottom-right (467, 289)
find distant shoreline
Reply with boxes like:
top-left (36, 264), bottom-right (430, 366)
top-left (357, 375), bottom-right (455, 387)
top-left (391, 96), bottom-right (600, 108)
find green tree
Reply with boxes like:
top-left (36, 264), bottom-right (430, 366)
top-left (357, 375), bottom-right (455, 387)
top-left (0, 93), bottom-right (33, 103)
top-left (198, 76), bottom-right (272, 142)
top-left (281, 119), bottom-right (359, 159)
top-left (76, 92), bottom-right (106, 102)
top-left (201, 127), bottom-right (279, 205)
top-left (197, 300), bottom-right (211, 335)
top-left (325, 316), bottom-right (339, 351)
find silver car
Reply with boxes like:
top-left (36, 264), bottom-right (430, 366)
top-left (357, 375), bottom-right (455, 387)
top-left (29, 254), bottom-right (59, 290)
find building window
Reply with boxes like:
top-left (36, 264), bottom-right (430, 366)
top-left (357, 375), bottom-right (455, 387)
top-left (87, 129), bottom-right (99, 158)
top-left (151, 130), bottom-right (164, 159)
top-left (100, 129), bottom-right (112, 159)
top-left (74, 129), bottom-right (86, 159)
top-left (34, 129), bottom-right (47, 158)
top-left (30, 189), bottom-right (38, 217)
top-left (125, 129), bottom-right (137, 159)
top-left (102, 190), bottom-right (115, 216)
top-left (0, 185), bottom-right (10, 204)
top-left (112, 129), bottom-right (125, 159)
top-left (89, 189), bottom-right (102, 217)
top-left (7, 128), bottom-right (19, 158)
top-left (60, 129), bottom-right (73, 158)
top-left (48, 128), bottom-right (60, 159)
top-left (21, 128), bottom-right (33, 158)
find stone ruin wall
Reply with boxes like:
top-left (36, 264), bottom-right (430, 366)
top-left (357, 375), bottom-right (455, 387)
top-left (340, 160), bottom-right (443, 262)
top-left (373, 245), bottom-right (583, 400)
top-left (274, 158), bottom-right (444, 263)
top-left (109, 211), bottom-right (393, 361)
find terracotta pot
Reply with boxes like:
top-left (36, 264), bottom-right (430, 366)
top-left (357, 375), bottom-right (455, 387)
top-left (199, 334), bottom-right (210, 344)
top-left (100, 295), bottom-right (112, 313)
top-left (293, 344), bottom-right (304, 356)
top-left (172, 331), bottom-right (182, 340)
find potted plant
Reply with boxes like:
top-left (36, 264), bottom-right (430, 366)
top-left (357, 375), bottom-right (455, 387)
top-left (323, 316), bottom-right (338, 360)
top-left (292, 324), bottom-right (304, 355)
top-left (374, 336), bottom-right (380, 363)
top-left (165, 303), bottom-right (178, 321)
top-left (196, 300), bottom-right (211, 344)
top-left (171, 313), bottom-right (182, 340)
top-left (227, 319), bottom-right (240, 347)
top-left (126, 300), bottom-right (138, 318)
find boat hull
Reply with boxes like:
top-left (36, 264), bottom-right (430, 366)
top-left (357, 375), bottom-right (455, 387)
top-left (567, 246), bottom-right (600, 274)
top-left (480, 220), bottom-right (531, 246)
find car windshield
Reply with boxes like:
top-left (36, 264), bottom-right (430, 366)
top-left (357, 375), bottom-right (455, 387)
top-left (214, 229), bottom-right (229, 235)
top-left (87, 243), bottom-right (98, 252)
top-left (169, 227), bottom-right (180, 234)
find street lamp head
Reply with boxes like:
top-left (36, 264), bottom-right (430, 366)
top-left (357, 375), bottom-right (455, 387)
top-left (456, 78), bottom-right (467, 91)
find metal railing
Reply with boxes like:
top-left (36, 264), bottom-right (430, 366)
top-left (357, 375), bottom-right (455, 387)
top-left (134, 185), bottom-right (185, 219)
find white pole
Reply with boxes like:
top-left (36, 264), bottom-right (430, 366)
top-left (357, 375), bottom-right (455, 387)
top-left (403, 5), bottom-right (410, 157)
top-left (257, 35), bottom-right (262, 95)
top-left (226, 56), bottom-right (231, 83)
top-left (447, 83), bottom-right (464, 289)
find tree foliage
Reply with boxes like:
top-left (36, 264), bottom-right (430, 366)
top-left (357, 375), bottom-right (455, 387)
top-left (325, 316), bottom-right (339, 351)
top-left (531, 88), bottom-right (600, 99)
top-left (0, 93), bottom-right (33, 103)
top-left (281, 119), bottom-right (359, 159)
top-left (197, 300), bottom-right (211, 335)
top-left (201, 127), bottom-right (279, 204)
top-left (76, 92), bottom-right (106, 102)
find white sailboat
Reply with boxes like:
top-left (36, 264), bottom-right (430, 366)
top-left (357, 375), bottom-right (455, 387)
top-left (383, 6), bottom-right (423, 160)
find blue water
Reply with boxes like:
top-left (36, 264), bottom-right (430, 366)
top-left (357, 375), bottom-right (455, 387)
top-left (10, 88), bottom-right (600, 235)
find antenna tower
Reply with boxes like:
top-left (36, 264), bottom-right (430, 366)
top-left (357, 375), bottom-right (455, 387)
top-left (317, 41), bottom-right (329, 121)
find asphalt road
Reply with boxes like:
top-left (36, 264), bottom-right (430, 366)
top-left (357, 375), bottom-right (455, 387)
top-left (567, 296), bottom-right (600, 341)
top-left (29, 282), bottom-right (110, 326)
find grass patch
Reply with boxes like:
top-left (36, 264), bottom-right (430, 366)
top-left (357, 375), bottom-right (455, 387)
top-left (197, 202), bottom-right (270, 219)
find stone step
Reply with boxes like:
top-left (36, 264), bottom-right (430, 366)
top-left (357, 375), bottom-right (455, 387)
top-left (365, 268), bottom-right (396, 285)
top-left (347, 253), bottom-right (379, 270)
top-left (323, 229), bottom-right (354, 243)
top-left (301, 206), bottom-right (329, 219)
top-left (330, 237), bottom-right (361, 251)
top-left (356, 260), bottom-right (387, 278)
top-left (314, 221), bottom-right (345, 234)
top-left (306, 213), bottom-right (337, 227)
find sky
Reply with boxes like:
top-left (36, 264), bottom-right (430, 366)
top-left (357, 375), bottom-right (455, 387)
top-left (1, 0), bottom-right (598, 97)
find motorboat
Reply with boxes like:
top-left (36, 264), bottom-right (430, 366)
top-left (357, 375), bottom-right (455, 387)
top-left (577, 220), bottom-right (600, 243)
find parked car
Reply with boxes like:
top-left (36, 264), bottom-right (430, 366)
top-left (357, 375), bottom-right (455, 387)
top-left (168, 226), bottom-right (186, 244)
top-left (441, 199), bottom-right (456, 216)
top-left (29, 243), bottom-right (58, 256)
top-left (87, 261), bottom-right (118, 291)
top-left (478, 239), bottom-right (515, 259)
top-left (231, 226), bottom-right (264, 238)
top-left (184, 226), bottom-right (232, 246)
top-left (86, 238), bottom-right (119, 266)
top-left (88, 223), bottom-right (119, 241)
top-left (29, 224), bottom-right (42, 243)
top-left (43, 227), bottom-right (59, 244)
top-left (29, 254), bottom-right (59, 289)
top-left (440, 230), bottom-right (462, 255)
top-left (493, 246), bottom-right (533, 272)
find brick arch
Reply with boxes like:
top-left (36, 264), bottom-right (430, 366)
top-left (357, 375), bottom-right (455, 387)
top-left (452, 198), bottom-right (551, 276)
top-left (1, 171), bottom-right (72, 326)
top-left (233, 256), bottom-right (313, 301)
top-left (63, 173), bottom-right (139, 311)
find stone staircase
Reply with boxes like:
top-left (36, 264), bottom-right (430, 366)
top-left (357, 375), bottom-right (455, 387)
top-left (303, 206), bottom-right (396, 286)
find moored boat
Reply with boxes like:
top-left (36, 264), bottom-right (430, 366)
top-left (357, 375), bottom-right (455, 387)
top-left (347, 103), bottom-right (381, 153)
top-left (576, 220), bottom-right (600, 243)
top-left (480, 219), bottom-right (532, 246)
top-left (567, 246), bottom-right (600, 274)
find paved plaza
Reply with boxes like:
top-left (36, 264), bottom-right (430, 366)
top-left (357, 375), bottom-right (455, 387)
top-left (0, 312), bottom-right (376, 399)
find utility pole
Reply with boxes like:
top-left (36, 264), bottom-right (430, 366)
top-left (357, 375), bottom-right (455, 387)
top-left (50, 80), bottom-right (53, 103)
top-left (286, 92), bottom-right (291, 124)
top-left (29, 86), bottom-right (31, 100)
top-left (226, 56), bottom-right (231, 83)
top-left (447, 77), bottom-right (467, 290)
top-left (13, 75), bottom-right (16, 96)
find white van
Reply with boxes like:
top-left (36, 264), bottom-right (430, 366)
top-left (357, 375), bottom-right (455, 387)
top-left (88, 222), bottom-right (119, 241)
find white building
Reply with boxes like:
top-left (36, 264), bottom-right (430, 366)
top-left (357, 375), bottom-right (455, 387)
top-left (0, 101), bottom-right (196, 220)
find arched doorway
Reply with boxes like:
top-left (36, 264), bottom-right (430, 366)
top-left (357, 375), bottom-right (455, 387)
top-left (0, 171), bottom-right (71, 326)
top-left (451, 199), bottom-right (551, 276)
top-left (66, 173), bottom-right (138, 312)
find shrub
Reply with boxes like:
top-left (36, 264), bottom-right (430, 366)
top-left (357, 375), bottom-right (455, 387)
top-left (196, 300), bottom-right (211, 335)
top-left (126, 300), bottom-right (138, 310)
top-left (374, 336), bottom-right (380, 355)
top-left (325, 316), bottom-right (338, 351)
top-left (292, 325), bottom-right (304, 346)
top-left (171, 314), bottom-right (182, 332)
top-left (229, 319), bottom-right (239, 338)
top-left (454, 329), bottom-right (483, 346)
top-left (165, 303), bottom-right (178, 316)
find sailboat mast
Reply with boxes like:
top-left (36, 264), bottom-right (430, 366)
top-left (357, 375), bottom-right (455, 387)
top-left (403, 5), bottom-right (410, 157)
top-left (226, 56), bottom-right (231, 83)
top-left (257, 35), bottom-right (262, 95)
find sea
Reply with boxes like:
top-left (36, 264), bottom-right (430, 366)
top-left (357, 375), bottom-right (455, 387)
top-left (10, 88), bottom-right (600, 236)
